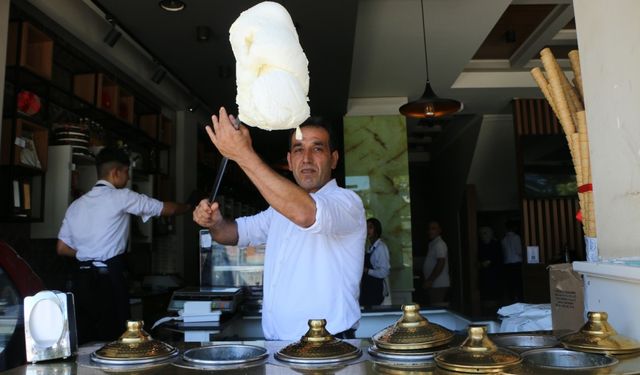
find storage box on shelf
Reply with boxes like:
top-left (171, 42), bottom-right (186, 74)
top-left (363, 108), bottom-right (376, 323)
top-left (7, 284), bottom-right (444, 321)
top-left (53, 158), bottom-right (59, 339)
top-left (119, 89), bottom-right (135, 124)
top-left (6, 21), bottom-right (53, 80)
top-left (72, 73), bottom-right (96, 104)
top-left (139, 114), bottom-right (159, 139)
top-left (96, 73), bottom-right (119, 116)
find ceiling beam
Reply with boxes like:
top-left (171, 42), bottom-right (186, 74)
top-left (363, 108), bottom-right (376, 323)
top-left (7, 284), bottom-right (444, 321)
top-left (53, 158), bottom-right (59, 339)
top-left (509, 4), bottom-right (575, 68)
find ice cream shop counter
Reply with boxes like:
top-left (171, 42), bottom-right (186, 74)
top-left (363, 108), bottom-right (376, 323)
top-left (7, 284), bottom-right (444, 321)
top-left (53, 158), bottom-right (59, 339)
top-left (8, 306), bottom-right (640, 374)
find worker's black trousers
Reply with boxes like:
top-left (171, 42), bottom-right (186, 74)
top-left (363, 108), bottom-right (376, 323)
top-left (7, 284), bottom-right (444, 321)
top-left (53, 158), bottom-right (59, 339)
top-left (74, 254), bottom-right (129, 344)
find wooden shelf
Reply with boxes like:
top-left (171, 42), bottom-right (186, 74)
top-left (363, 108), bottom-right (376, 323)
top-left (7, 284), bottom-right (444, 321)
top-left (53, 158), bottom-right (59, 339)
top-left (7, 22), bottom-right (53, 80)
top-left (1, 118), bottom-right (49, 171)
top-left (97, 73), bottom-right (119, 116)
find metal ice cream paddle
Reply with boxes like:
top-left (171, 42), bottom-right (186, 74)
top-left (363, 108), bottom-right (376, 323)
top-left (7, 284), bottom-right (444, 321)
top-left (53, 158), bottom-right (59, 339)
top-left (208, 117), bottom-right (241, 203)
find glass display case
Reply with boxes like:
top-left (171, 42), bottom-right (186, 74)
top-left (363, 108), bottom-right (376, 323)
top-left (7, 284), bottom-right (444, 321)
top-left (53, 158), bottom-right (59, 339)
top-left (199, 229), bottom-right (265, 287)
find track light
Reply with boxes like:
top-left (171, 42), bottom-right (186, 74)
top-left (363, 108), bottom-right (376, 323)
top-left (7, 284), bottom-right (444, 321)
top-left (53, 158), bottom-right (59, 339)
top-left (103, 26), bottom-right (121, 47)
top-left (103, 14), bottom-right (122, 47)
top-left (151, 66), bottom-right (167, 84)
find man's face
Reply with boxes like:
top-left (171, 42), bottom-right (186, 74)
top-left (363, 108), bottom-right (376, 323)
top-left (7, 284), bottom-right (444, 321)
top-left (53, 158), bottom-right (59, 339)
top-left (367, 221), bottom-right (375, 239)
top-left (428, 222), bottom-right (441, 240)
top-left (287, 126), bottom-right (338, 193)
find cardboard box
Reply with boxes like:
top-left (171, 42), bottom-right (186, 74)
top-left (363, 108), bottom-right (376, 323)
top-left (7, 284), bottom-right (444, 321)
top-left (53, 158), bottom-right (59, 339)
top-left (548, 263), bottom-right (585, 334)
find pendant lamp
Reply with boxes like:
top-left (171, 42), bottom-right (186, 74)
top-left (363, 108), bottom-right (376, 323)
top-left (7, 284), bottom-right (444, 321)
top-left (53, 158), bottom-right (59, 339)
top-left (399, 0), bottom-right (463, 118)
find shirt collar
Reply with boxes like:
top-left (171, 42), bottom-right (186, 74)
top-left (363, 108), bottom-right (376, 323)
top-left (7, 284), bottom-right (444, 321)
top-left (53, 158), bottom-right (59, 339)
top-left (368, 238), bottom-right (381, 253)
top-left (95, 180), bottom-right (115, 189)
top-left (311, 179), bottom-right (337, 195)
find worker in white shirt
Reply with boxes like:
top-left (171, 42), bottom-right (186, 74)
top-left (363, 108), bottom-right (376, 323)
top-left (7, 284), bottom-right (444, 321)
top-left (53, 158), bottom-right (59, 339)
top-left (360, 217), bottom-right (390, 307)
top-left (193, 108), bottom-right (366, 340)
top-left (501, 219), bottom-right (523, 302)
top-left (57, 147), bottom-right (190, 344)
top-left (422, 220), bottom-right (450, 305)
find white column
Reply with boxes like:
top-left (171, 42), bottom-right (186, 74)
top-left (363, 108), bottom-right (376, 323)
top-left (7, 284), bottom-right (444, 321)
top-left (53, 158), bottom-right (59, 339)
top-left (574, 0), bottom-right (640, 258)
top-left (573, 0), bottom-right (640, 341)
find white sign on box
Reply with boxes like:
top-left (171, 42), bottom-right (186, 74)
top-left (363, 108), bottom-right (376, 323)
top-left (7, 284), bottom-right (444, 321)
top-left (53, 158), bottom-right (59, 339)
top-left (527, 246), bottom-right (540, 264)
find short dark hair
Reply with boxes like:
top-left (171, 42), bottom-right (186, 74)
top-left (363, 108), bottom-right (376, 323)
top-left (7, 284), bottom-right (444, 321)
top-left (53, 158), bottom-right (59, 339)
top-left (96, 147), bottom-right (130, 178)
top-left (368, 217), bottom-right (382, 238)
top-left (288, 117), bottom-right (337, 152)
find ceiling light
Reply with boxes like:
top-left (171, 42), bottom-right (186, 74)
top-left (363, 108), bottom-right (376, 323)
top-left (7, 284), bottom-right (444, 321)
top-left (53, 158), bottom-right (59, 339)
top-left (103, 27), bottom-right (121, 47)
top-left (102, 15), bottom-right (121, 47)
top-left (399, 0), bottom-right (463, 118)
top-left (159, 0), bottom-right (186, 12)
top-left (151, 66), bottom-right (166, 84)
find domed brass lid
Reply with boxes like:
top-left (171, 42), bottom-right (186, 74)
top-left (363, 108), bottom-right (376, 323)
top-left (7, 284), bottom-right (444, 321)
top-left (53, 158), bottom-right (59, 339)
top-left (435, 325), bottom-right (521, 373)
top-left (372, 303), bottom-right (454, 350)
top-left (561, 311), bottom-right (640, 354)
top-left (275, 319), bottom-right (361, 364)
top-left (91, 320), bottom-right (178, 364)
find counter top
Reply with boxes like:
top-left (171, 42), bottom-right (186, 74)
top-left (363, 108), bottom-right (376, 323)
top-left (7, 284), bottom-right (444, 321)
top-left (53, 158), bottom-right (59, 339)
top-left (5, 338), bottom-right (640, 374)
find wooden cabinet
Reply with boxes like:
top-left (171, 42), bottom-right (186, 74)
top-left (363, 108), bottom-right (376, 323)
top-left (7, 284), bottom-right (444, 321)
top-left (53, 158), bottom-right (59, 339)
top-left (2, 17), bottom-right (171, 224)
top-left (7, 21), bottom-right (53, 79)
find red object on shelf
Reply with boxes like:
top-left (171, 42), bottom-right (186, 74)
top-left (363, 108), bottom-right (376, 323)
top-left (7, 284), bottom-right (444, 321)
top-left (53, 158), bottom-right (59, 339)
top-left (16, 90), bottom-right (41, 116)
top-left (576, 209), bottom-right (583, 222)
top-left (102, 90), bottom-right (111, 109)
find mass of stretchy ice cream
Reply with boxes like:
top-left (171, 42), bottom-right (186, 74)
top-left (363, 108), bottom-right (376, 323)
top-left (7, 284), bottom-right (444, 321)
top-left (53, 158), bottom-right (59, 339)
top-left (229, 1), bottom-right (310, 132)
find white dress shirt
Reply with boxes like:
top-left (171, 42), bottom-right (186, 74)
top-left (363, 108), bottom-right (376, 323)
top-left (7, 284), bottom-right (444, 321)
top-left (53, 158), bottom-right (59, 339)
top-left (501, 231), bottom-right (523, 264)
top-left (422, 236), bottom-right (450, 288)
top-left (236, 179), bottom-right (366, 340)
top-left (58, 180), bottom-right (163, 262)
top-left (366, 238), bottom-right (390, 279)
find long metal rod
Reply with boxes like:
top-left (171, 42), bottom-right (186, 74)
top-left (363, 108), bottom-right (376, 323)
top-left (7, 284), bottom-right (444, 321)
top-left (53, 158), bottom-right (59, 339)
top-left (208, 118), bottom-right (240, 203)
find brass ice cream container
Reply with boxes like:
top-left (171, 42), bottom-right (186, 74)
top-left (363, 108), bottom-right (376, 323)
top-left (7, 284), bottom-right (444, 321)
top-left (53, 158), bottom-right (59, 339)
top-left (275, 319), bottom-right (361, 364)
top-left (91, 320), bottom-right (178, 364)
top-left (372, 303), bottom-right (454, 350)
top-left (435, 325), bottom-right (521, 373)
top-left (561, 311), bottom-right (640, 355)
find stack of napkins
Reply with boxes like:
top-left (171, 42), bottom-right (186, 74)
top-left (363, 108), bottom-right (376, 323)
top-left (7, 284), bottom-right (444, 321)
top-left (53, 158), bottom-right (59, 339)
top-left (498, 302), bottom-right (552, 332)
top-left (230, 1), bottom-right (310, 136)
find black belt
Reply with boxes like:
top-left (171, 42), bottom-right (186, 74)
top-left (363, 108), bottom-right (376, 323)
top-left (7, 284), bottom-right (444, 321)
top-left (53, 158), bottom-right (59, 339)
top-left (78, 253), bottom-right (125, 271)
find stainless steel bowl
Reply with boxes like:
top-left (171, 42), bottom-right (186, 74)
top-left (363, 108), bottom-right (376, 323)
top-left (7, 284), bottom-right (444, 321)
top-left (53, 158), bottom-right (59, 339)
top-left (491, 334), bottom-right (560, 352)
top-left (521, 348), bottom-right (618, 370)
top-left (182, 344), bottom-right (268, 365)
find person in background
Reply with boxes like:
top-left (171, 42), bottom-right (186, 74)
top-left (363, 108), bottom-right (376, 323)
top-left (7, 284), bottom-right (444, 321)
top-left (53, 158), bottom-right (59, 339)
top-left (193, 109), bottom-right (366, 340)
top-left (501, 219), bottom-right (524, 303)
top-left (360, 217), bottom-right (390, 307)
top-left (478, 226), bottom-right (503, 312)
top-left (422, 220), bottom-right (450, 305)
top-left (57, 147), bottom-right (191, 344)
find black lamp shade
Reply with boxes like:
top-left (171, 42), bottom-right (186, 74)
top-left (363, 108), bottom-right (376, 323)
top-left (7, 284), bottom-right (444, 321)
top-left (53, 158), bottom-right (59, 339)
top-left (399, 81), bottom-right (463, 118)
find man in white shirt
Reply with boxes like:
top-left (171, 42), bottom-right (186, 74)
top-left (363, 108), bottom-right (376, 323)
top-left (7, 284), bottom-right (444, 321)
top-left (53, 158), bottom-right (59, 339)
top-left (57, 147), bottom-right (190, 344)
top-left (193, 108), bottom-right (366, 340)
top-left (422, 221), bottom-right (450, 305)
top-left (501, 220), bottom-right (523, 302)
top-left (360, 217), bottom-right (390, 307)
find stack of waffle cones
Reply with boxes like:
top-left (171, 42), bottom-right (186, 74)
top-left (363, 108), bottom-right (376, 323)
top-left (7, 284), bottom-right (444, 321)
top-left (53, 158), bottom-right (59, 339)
top-left (530, 48), bottom-right (596, 238)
